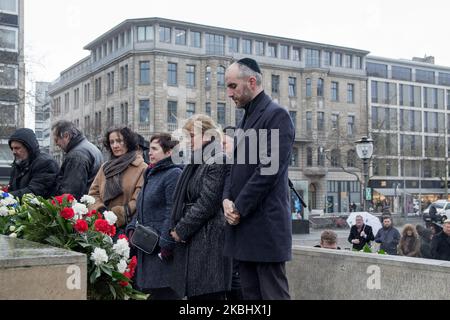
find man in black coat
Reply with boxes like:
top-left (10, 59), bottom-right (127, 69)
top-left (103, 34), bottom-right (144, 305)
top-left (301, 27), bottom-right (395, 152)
top-left (431, 220), bottom-right (450, 261)
top-left (222, 58), bottom-right (295, 300)
top-left (52, 120), bottom-right (103, 200)
top-left (348, 214), bottom-right (375, 251)
top-left (8, 128), bottom-right (59, 199)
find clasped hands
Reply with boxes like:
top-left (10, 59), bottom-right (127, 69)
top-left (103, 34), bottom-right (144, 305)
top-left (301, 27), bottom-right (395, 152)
top-left (223, 199), bottom-right (241, 226)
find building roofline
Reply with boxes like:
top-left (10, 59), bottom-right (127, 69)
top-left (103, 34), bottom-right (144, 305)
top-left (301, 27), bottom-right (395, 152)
top-left (368, 55), bottom-right (450, 72)
top-left (59, 56), bottom-right (91, 75)
top-left (83, 17), bottom-right (370, 55)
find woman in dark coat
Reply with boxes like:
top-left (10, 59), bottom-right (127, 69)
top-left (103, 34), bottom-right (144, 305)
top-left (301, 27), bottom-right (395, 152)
top-left (169, 114), bottom-right (232, 300)
top-left (398, 224), bottom-right (421, 257)
top-left (126, 133), bottom-right (182, 299)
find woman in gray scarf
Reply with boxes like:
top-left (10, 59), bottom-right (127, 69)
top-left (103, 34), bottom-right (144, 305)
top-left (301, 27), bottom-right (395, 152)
top-left (88, 126), bottom-right (147, 230)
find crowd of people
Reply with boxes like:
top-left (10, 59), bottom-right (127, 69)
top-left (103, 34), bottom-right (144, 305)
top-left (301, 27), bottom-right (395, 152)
top-left (5, 58), bottom-right (295, 300)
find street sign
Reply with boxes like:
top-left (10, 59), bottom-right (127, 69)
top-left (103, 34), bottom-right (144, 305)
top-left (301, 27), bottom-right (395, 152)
top-left (365, 187), bottom-right (372, 201)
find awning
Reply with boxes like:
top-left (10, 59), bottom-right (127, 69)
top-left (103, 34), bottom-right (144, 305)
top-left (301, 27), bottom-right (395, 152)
top-left (374, 188), bottom-right (446, 196)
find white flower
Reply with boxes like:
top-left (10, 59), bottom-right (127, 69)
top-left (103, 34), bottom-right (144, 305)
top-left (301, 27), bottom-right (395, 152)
top-left (103, 211), bottom-right (118, 226)
top-left (80, 195), bottom-right (96, 206)
top-left (30, 197), bottom-right (41, 206)
top-left (9, 226), bottom-right (16, 232)
top-left (117, 259), bottom-right (128, 273)
top-left (90, 248), bottom-right (109, 266)
top-left (72, 202), bottom-right (88, 217)
top-left (9, 233), bottom-right (17, 238)
top-left (113, 238), bottom-right (130, 259)
top-left (1, 196), bottom-right (17, 207)
top-left (0, 206), bottom-right (8, 217)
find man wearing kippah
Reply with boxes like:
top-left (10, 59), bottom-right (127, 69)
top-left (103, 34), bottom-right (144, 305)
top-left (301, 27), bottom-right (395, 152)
top-left (222, 58), bottom-right (295, 300)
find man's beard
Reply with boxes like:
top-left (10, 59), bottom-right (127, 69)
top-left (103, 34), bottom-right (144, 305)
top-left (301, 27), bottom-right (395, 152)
top-left (13, 157), bottom-right (24, 166)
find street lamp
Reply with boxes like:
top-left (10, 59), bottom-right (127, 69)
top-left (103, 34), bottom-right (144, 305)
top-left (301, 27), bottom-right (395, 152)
top-left (355, 136), bottom-right (374, 212)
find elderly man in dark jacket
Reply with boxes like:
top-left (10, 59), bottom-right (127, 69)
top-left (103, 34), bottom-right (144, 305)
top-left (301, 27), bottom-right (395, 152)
top-left (222, 58), bottom-right (295, 300)
top-left (431, 220), bottom-right (450, 261)
top-left (8, 128), bottom-right (59, 199)
top-left (52, 121), bottom-right (103, 200)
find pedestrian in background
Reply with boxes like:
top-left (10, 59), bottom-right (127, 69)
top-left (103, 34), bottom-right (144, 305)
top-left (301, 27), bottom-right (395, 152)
top-left (52, 120), bottom-right (103, 200)
top-left (375, 216), bottom-right (400, 255)
top-left (398, 224), bottom-right (421, 257)
top-left (88, 126), bottom-right (147, 230)
top-left (416, 225), bottom-right (432, 259)
top-left (431, 219), bottom-right (450, 261)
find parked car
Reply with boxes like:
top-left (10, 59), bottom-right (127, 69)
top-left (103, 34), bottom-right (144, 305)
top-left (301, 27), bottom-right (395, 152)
top-left (423, 200), bottom-right (450, 223)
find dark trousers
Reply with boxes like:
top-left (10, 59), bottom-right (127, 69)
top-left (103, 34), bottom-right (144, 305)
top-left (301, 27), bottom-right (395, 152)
top-left (226, 260), bottom-right (244, 300)
top-left (188, 291), bottom-right (226, 300)
top-left (238, 261), bottom-right (290, 300)
top-left (147, 287), bottom-right (180, 300)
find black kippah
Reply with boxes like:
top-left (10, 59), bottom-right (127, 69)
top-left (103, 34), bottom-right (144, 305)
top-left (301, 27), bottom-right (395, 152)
top-left (237, 58), bottom-right (261, 74)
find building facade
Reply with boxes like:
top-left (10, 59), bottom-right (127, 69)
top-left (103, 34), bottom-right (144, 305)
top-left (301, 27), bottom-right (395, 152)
top-left (35, 82), bottom-right (51, 154)
top-left (0, 0), bottom-right (24, 184)
top-left (49, 18), bottom-right (370, 215)
top-left (367, 56), bottom-right (450, 213)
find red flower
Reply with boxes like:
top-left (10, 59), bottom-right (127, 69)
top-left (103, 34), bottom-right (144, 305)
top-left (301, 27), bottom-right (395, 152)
top-left (94, 219), bottom-right (116, 237)
top-left (74, 220), bottom-right (88, 233)
top-left (52, 194), bottom-right (75, 205)
top-left (60, 207), bottom-right (75, 220)
top-left (128, 256), bottom-right (137, 277)
top-left (118, 234), bottom-right (129, 242)
top-left (2, 185), bottom-right (9, 192)
top-left (87, 209), bottom-right (97, 218)
top-left (119, 271), bottom-right (132, 287)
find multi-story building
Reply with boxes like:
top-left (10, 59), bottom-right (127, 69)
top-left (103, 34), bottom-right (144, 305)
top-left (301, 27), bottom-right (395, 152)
top-left (367, 55), bottom-right (450, 213)
top-left (35, 82), bottom-right (51, 154)
top-left (49, 17), bottom-right (370, 215)
top-left (0, 0), bottom-right (24, 184)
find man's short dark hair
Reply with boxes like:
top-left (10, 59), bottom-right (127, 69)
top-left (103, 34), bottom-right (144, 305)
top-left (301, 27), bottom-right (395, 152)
top-left (103, 126), bottom-right (138, 156)
top-left (320, 230), bottom-right (337, 244)
top-left (150, 133), bottom-right (179, 153)
top-left (52, 120), bottom-right (81, 139)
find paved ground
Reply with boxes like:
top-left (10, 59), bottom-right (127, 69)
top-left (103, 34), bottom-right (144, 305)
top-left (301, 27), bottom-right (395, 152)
top-left (293, 216), bottom-right (425, 250)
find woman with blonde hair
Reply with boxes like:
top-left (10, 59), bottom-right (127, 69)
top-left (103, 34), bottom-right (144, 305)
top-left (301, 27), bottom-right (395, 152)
top-left (168, 114), bottom-right (232, 300)
top-left (398, 224), bottom-right (421, 257)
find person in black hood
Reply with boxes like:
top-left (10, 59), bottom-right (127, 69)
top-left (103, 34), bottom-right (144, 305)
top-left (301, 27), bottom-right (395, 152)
top-left (52, 120), bottom-right (103, 200)
top-left (8, 128), bottom-right (59, 199)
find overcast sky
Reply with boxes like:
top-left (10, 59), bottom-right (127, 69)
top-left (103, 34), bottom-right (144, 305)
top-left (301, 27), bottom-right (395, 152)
top-left (25, 0), bottom-right (450, 83)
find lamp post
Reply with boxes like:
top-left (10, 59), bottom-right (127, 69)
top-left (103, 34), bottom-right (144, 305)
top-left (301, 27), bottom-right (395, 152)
top-left (355, 136), bottom-right (374, 212)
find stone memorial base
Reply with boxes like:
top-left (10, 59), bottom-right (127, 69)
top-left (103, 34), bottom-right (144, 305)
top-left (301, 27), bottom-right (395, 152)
top-left (0, 235), bottom-right (87, 300)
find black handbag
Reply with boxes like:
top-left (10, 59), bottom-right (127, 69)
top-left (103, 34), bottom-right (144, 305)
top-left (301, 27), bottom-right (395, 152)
top-left (130, 223), bottom-right (160, 255)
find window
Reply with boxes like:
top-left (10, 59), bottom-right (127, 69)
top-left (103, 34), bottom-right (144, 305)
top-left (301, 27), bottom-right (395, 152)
top-left (331, 82), bottom-right (339, 101)
top-left (159, 26), bottom-right (171, 43)
top-left (137, 26), bottom-right (154, 41)
top-left (186, 103), bottom-right (195, 118)
top-left (168, 63), bottom-right (177, 86)
top-left (0, 0), bottom-right (18, 14)
top-left (306, 147), bottom-right (313, 167)
top-left (83, 83), bottom-right (90, 104)
top-left (242, 39), bottom-right (252, 54)
top-left (107, 72), bottom-right (114, 94)
top-left (366, 62), bottom-right (388, 78)
top-left (95, 77), bottom-right (102, 100)
top-left (0, 64), bottom-right (17, 88)
top-left (186, 65), bottom-right (196, 87)
top-left (416, 69), bottom-right (435, 84)
top-left (318, 148), bottom-right (325, 166)
top-left (205, 33), bottom-right (225, 55)
top-left (107, 107), bottom-right (114, 127)
top-left (139, 100), bottom-right (150, 124)
top-left (205, 102), bottom-right (211, 116)
top-left (205, 66), bottom-right (211, 88)
top-left (392, 66), bottom-right (412, 81)
top-left (191, 31), bottom-right (201, 48)
top-left (354, 56), bottom-right (362, 69)
top-left (288, 77), bottom-right (297, 97)
top-left (345, 54), bottom-right (352, 68)
top-left (289, 111), bottom-right (297, 130)
top-left (268, 43), bottom-right (277, 57)
top-left (439, 72), bottom-right (450, 86)
top-left (323, 51), bottom-right (332, 67)
top-left (217, 66), bottom-right (225, 87)
top-left (64, 93), bottom-right (70, 112)
top-left (335, 53), bottom-right (342, 67)
top-left (371, 81), bottom-right (378, 103)
top-left (228, 37), bottom-right (239, 53)
top-left (271, 75), bottom-right (280, 94)
top-left (175, 28), bottom-right (186, 45)
top-left (306, 112), bottom-right (312, 132)
top-left (167, 101), bottom-right (177, 127)
top-left (217, 103), bottom-right (226, 126)
top-left (293, 47), bottom-right (301, 61)
top-left (306, 49), bottom-right (320, 67)
top-left (73, 88), bottom-right (80, 110)
top-left (317, 112), bottom-right (325, 131)
top-left (290, 148), bottom-right (299, 167)
top-left (317, 78), bottom-right (324, 97)
top-left (347, 150), bottom-right (356, 167)
top-left (121, 102), bottom-right (128, 124)
top-left (306, 78), bottom-right (312, 98)
top-left (255, 41), bottom-right (264, 55)
top-left (139, 61), bottom-right (150, 85)
top-left (0, 26), bottom-right (18, 51)
top-left (347, 116), bottom-right (355, 136)
top-left (347, 83), bottom-right (354, 103)
top-left (120, 65), bottom-right (128, 89)
top-left (330, 149), bottom-right (341, 167)
top-left (280, 45), bottom-right (289, 59)
top-left (331, 114), bottom-right (339, 131)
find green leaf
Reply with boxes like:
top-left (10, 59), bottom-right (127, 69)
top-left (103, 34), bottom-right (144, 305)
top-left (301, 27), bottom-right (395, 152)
top-left (362, 244), bottom-right (372, 253)
top-left (100, 265), bottom-right (113, 277)
top-left (378, 249), bottom-right (386, 255)
top-left (108, 283), bottom-right (117, 300)
top-left (112, 271), bottom-right (130, 282)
